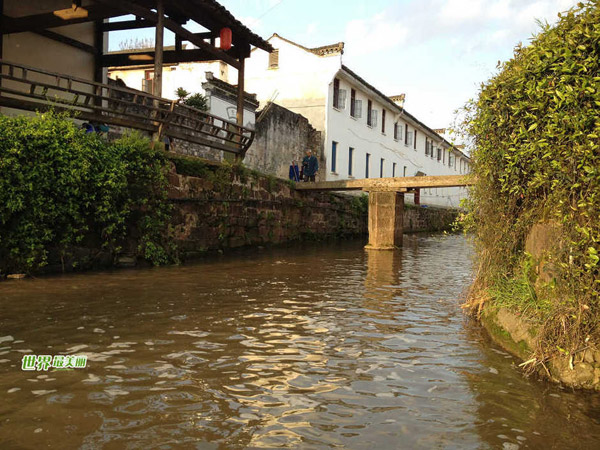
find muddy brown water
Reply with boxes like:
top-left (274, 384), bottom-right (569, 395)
top-left (1, 234), bottom-right (600, 449)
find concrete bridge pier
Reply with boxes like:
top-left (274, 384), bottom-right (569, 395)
top-left (364, 190), bottom-right (405, 250)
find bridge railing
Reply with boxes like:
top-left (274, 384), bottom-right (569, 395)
top-left (0, 60), bottom-right (254, 154)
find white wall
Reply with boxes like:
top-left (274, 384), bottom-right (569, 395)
top-left (109, 60), bottom-right (224, 99)
top-left (244, 36), bottom-right (341, 132)
top-left (325, 74), bottom-right (470, 208)
top-left (109, 61), bottom-right (255, 128)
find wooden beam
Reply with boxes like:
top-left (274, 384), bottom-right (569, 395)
top-left (153, 0), bottom-right (164, 98)
top-left (295, 175), bottom-right (474, 191)
top-left (94, 0), bottom-right (240, 69)
top-left (100, 18), bottom-right (153, 32)
top-left (2, 5), bottom-right (124, 34)
top-left (101, 49), bottom-right (239, 67)
top-left (34, 29), bottom-right (96, 54)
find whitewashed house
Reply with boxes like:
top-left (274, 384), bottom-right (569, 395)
top-left (243, 34), bottom-right (471, 208)
top-left (108, 50), bottom-right (258, 131)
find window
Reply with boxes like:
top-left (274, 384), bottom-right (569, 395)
top-left (367, 100), bottom-right (373, 126)
top-left (366, 153), bottom-right (370, 178)
top-left (331, 141), bottom-right (337, 173)
top-left (407, 131), bottom-right (414, 147)
top-left (338, 89), bottom-right (347, 109)
top-left (425, 138), bottom-right (429, 156)
top-left (414, 130), bottom-right (417, 150)
top-left (380, 158), bottom-right (384, 178)
top-left (437, 148), bottom-right (442, 161)
top-left (443, 149), bottom-right (446, 164)
top-left (371, 110), bottom-right (378, 128)
top-left (348, 147), bottom-right (354, 176)
top-left (353, 99), bottom-right (362, 118)
top-left (381, 109), bottom-right (386, 133)
top-left (392, 162), bottom-right (397, 177)
top-left (394, 122), bottom-right (403, 141)
top-left (350, 89), bottom-right (356, 117)
top-left (449, 153), bottom-right (453, 167)
top-left (404, 123), bottom-right (408, 145)
top-left (333, 78), bottom-right (340, 109)
top-left (403, 166), bottom-right (407, 177)
top-left (142, 70), bottom-right (154, 94)
top-left (268, 49), bottom-right (279, 69)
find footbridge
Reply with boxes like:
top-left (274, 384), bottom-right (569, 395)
top-left (296, 175), bottom-right (473, 250)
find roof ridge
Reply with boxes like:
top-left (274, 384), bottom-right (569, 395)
top-left (271, 33), bottom-right (344, 56)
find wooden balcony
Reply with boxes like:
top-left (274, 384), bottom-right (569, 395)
top-left (0, 60), bottom-right (254, 154)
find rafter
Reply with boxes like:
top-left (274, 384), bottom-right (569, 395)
top-left (95, 0), bottom-right (241, 68)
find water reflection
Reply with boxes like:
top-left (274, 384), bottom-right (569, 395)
top-left (0, 235), bottom-right (600, 448)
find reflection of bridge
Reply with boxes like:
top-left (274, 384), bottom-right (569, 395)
top-left (297, 175), bottom-right (473, 250)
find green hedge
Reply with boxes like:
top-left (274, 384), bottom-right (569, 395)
top-left (463, 2), bottom-right (600, 355)
top-left (0, 112), bottom-right (173, 274)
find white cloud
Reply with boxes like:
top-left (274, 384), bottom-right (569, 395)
top-left (344, 12), bottom-right (409, 57)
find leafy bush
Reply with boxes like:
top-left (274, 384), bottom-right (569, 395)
top-left (462, 1), bottom-right (600, 357)
top-left (184, 93), bottom-right (209, 112)
top-left (0, 112), bottom-right (173, 273)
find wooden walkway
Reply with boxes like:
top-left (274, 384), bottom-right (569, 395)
top-left (295, 175), bottom-right (473, 192)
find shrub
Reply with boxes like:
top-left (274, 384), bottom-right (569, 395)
top-left (461, 1), bottom-right (600, 359)
top-left (0, 112), bottom-right (173, 273)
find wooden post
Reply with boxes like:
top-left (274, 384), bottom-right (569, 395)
top-left (93, 20), bottom-right (104, 83)
top-left (235, 57), bottom-right (245, 160)
top-left (153, 0), bottom-right (164, 98)
top-left (365, 191), bottom-right (404, 250)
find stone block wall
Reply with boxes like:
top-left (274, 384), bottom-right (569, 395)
top-left (244, 102), bottom-right (323, 180)
top-left (403, 205), bottom-right (459, 233)
top-left (167, 161), bottom-right (366, 258)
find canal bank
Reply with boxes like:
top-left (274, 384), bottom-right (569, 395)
top-left (460, 2), bottom-right (600, 391)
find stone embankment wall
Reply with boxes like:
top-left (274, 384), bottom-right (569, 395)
top-left (167, 160), bottom-right (364, 258)
top-left (480, 221), bottom-right (600, 390)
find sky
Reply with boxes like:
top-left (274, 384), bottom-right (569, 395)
top-left (109, 0), bottom-right (580, 130)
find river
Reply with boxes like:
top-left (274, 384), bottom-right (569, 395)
top-left (1, 234), bottom-right (600, 449)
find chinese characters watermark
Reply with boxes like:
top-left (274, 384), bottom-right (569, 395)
top-left (21, 354), bottom-right (87, 371)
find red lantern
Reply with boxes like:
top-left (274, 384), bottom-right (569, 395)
top-left (220, 28), bottom-right (232, 50)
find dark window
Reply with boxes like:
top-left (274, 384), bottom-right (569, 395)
top-left (366, 153), bottom-right (370, 178)
top-left (380, 158), bottom-right (384, 177)
top-left (394, 123), bottom-right (398, 140)
top-left (392, 162), bottom-right (396, 177)
top-left (350, 89), bottom-right (356, 117)
top-left (268, 49), bottom-right (279, 69)
top-left (437, 147), bottom-right (442, 161)
top-left (348, 147), bottom-right (354, 176)
top-left (425, 138), bottom-right (429, 155)
top-left (367, 100), bottom-right (373, 126)
top-left (331, 141), bottom-right (337, 173)
top-left (404, 123), bottom-right (408, 144)
top-left (414, 129), bottom-right (417, 149)
top-left (403, 166), bottom-right (407, 177)
top-left (333, 78), bottom-right (340, 109)
top-left (381, 109), bottom-right (386, 133)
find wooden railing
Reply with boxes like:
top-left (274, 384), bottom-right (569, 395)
top-left (0, 60), bottom-right (254, 154)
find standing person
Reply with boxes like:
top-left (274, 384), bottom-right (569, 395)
top-left (289, 160), bottom-right (300, 182)
top-left (302, 150), bottom-right (319, 182)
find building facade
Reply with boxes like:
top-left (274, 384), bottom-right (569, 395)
top-left (244, 34), bottom-right (471, 208)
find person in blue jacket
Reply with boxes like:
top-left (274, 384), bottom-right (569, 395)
top-left (302, 150), bottom-right (319, 182)
top-left (289, 160), bottom-right (300, 182)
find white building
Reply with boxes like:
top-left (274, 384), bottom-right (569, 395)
top-left (243, 34), bottom-right (471, 208)
top-left (108, 49), bottom-right (258, 131)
